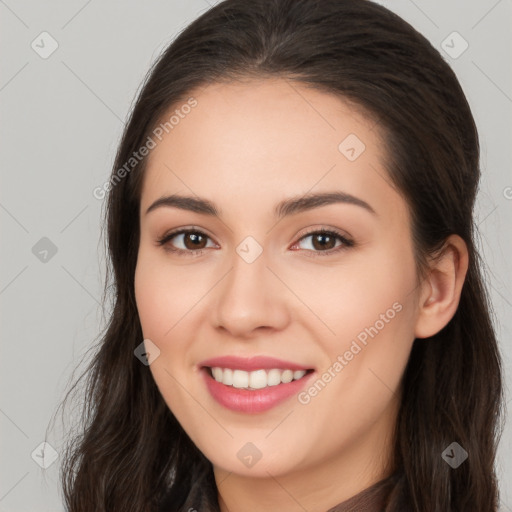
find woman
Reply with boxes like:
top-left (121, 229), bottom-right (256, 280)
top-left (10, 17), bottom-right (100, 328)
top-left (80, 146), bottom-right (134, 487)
top-left (60, 0), bottom-right (504, 510)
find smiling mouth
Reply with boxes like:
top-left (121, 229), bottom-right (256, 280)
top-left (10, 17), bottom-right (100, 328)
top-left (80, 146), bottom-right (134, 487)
top-left (204, 366), bottom-right (314, 390)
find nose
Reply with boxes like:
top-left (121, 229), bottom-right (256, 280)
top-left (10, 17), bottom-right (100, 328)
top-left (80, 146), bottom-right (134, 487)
top-left (213, 247), bottom-right (290, 338)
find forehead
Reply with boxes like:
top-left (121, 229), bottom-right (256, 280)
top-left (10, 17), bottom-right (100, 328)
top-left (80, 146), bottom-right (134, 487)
top-left (140, 78), bottom-right (402, 221)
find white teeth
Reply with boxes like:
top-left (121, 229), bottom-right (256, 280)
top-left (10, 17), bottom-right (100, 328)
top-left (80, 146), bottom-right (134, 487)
top-left (281, 369), bottom-right (293, 383)
top-left (267, 369), bottom-right (282, 386)
top-left (249, 369), bottom-right (267, 389)
top-left (232, 369), bottom-right (249, 389)
top-left (212, 367), bottom-right (223, 382)
top-left (210, 367), bottom-right (309, 389)
top-left (223, 368), bottom-right (233, 385)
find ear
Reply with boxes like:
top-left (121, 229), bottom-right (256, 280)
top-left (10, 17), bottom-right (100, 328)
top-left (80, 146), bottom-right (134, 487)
top-left (414, 234), bottom-right (469, 339)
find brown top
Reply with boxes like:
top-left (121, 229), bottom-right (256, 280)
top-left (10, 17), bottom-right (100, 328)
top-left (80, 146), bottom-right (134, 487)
top-left (325, 474), bottom-right (396, 512)
top-left (158, 473), bottom-right (398, 511)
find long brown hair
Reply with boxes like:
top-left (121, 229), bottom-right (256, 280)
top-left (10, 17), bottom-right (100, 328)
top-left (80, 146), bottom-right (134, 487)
top-left (58, 1), bottom-right (504, 510)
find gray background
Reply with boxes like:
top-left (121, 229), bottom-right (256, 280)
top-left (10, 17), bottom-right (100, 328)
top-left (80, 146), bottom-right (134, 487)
top-left (0, 0), bottom-right (510, 510)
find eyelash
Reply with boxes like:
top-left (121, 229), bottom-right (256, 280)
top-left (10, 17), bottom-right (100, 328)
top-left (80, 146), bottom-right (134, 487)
top-left (156, 227), bottom-right (355, 258)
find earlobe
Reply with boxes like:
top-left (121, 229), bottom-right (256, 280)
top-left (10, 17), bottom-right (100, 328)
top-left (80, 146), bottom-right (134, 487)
top-left (414, 235), bottom-right (469, 339)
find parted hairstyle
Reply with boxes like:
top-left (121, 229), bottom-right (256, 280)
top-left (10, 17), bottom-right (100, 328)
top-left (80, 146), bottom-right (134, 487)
top-left (58, 0), bottom-right (504, 510)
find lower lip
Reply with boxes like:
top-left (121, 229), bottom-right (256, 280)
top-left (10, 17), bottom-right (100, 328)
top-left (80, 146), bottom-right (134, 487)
top-left (201, 368), bottom-right (314, 413)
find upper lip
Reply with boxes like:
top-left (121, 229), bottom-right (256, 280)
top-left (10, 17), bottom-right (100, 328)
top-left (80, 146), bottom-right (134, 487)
top-left (199, 355), bottom-right (313, 372)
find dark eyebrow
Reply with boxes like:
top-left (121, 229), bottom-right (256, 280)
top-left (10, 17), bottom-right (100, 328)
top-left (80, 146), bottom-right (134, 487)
top-left (274, 191), bottom-right (376, 217)
top-left (145, 191), bottom-right (376, 218)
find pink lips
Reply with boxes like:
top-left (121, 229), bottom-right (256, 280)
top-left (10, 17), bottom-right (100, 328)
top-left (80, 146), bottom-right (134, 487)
top-left (199, 355), bottom-right (314, 414)
top-left (199, 355), bottom-right (310, 372)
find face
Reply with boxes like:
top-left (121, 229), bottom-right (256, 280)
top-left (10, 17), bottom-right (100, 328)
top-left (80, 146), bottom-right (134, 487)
top-left (134, 78), bottom-right (420, 485)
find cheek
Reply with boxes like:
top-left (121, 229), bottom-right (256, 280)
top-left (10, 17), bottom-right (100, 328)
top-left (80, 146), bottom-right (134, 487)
top-left (134, 263), bottom-right (168, 340)
top-left (291, 241), bottom-right (417, 349)
top-left (134, 251), bottom-right (204, 340)
top-left (316, 244), bottom-right (417, 391)
top-left (300, 241), bottom-right (418, 405)
top-left (134, 255), bottom-right (200, 415)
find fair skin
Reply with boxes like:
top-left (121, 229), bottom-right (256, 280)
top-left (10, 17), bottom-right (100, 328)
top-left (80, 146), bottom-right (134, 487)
top-left (134, 78), bottom-right (468, 512)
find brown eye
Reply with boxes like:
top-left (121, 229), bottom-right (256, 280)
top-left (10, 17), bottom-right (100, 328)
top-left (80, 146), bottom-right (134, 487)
top-left (157, 229), bottom-right (216, 255)
top-left (310, 232), bottom-right (337, 251)
top-left (292, 229), bottom-right (354, 257)
top-left (182, 232), bottom-right (208, 250)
